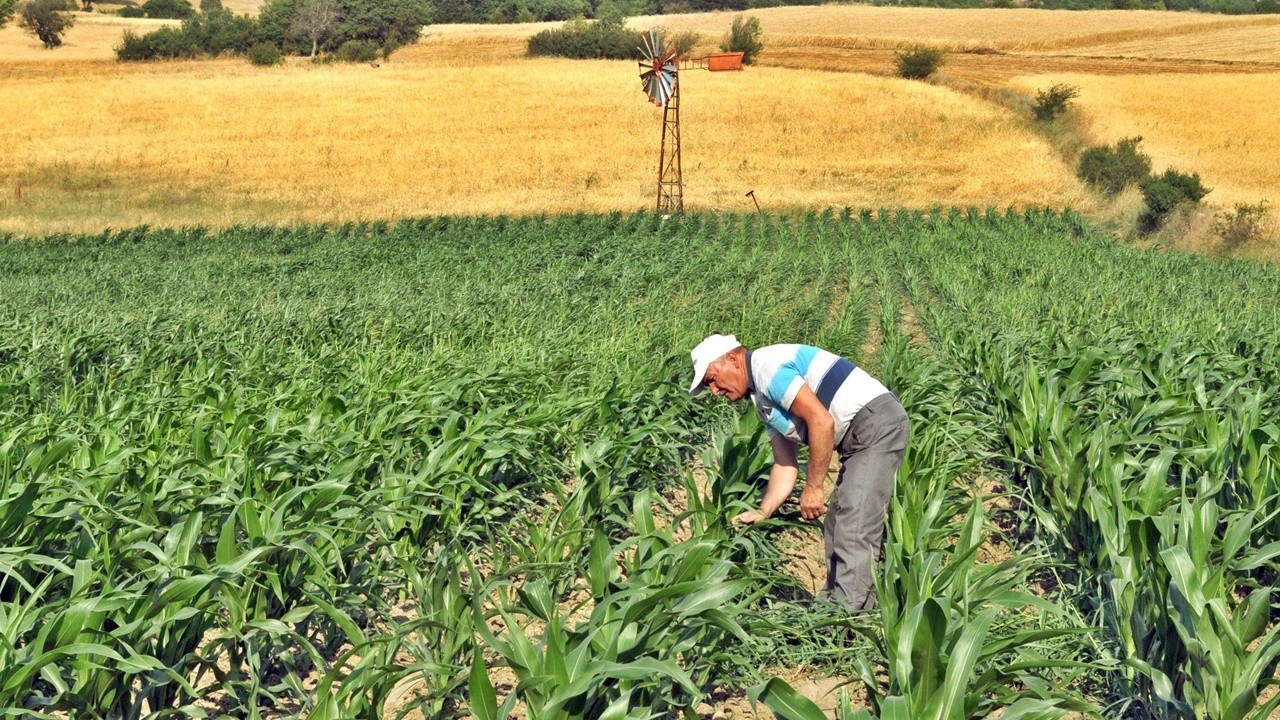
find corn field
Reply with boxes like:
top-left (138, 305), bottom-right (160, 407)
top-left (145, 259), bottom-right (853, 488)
top-left (2, 210), bottom-right (1278, 719)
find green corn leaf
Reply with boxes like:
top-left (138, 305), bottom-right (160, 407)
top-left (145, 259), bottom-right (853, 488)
top-left (881, 695), bottom-right (912, 720)
top-left (674, 579), bottom-right (748, 616)
top-left (746, 678), bottom-right (828, 720)
top-left (995, 697), bottom-right (1072, 720)
top-left (590, 532), bottom-right (613, 599)
top-left (910, 599), bottom-right (945, 701)
top-left (470, 648), bottom-right (499, 720)
top-left (924, 607), bottom-right (996, 720)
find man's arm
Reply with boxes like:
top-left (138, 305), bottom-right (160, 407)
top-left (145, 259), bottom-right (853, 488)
top-left (735, 432), bottom-right (799, 524)
top-left (788, 385), bottom-right (835, 521)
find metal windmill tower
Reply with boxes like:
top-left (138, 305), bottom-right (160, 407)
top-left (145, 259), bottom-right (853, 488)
top-left (638, 30), bottom-right (682, 215)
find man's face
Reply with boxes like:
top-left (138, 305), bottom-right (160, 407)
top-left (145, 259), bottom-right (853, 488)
top-left (703, 353), bottom-right (749, 402)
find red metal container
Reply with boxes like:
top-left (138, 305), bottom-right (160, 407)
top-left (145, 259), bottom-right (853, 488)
top-left (707, 52), bottom-right (745, 71)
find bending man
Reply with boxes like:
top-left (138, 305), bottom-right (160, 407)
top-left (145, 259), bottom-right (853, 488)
top-left (689, 334), bottom-right (909, 610)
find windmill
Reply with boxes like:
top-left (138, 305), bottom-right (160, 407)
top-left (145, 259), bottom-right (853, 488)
top-left (638, 30), bottom-right (682, 215)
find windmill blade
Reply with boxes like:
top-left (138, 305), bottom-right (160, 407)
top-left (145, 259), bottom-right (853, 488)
top-left (640, 30), bottom-right (659, 63)
top-left (649, 77), bottom-right (669, 105)
top-left (637, 27), bottom-right (676, 107)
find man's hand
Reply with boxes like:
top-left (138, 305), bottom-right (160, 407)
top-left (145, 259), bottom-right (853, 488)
top-left (799, 484), bottom-right (826, 520)
top-left (734, 510), bottom-right (767, 525)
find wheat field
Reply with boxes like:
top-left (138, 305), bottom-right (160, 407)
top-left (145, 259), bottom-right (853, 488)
top-left (1050, 22), bottom-right (1280, 61)
top-left (1013, 72), bottom-right (1280, 207)
top-left (637, 5), bottom-right (1280, 52)
top-left (2, 5), bottom-right (1278, 235)
top-left (0, 51), bottom-right (1095, 236)
top-left (0, 13), bottom-right (175, 62)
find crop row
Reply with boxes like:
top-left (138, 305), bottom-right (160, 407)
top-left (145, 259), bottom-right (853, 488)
top-left (2, 210), bottom-right (1278, 718)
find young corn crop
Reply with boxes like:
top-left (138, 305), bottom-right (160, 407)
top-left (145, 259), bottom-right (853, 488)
top-left (2, 209), bottom-right (1279, 718)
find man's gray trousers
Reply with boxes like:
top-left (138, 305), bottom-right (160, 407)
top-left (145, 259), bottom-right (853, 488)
top-left (823, 392), bottom-right (910, 610)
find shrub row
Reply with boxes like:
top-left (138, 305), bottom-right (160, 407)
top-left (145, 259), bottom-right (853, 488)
top-left (527, 14), bottom-right (761, 63)
top-left (115, 6), bottom-right (257, 59)
top-left (119, 0), bottom-right (195, 19)
top-left (115, 0), bottom-right (427, 63)
top-left (1076, 137), bottom-right (1211, 231)
top-left (526, 17), bottom-right (643, 59)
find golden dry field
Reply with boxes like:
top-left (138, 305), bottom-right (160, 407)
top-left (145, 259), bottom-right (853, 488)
top-left (0, 13), bottom-right (175, 62)
top-left (639, 5), bottom-right (1280, 51)
top-left (0, 48), bottom-right (1089, 235)
top-left (1, 5), bottom-right (1278, 237)
top-left (1013, 72), bottom-right (1280, 207)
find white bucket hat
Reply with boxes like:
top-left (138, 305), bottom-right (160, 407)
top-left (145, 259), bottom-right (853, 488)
top-left (689, 334), bottom-right (742, 395)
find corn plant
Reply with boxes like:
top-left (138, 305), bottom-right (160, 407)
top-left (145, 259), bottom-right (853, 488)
top-left (6, 209), bottom-right (1280, 718)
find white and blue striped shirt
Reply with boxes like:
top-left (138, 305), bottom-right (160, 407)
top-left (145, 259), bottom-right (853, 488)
top-left (747, 344), bottom-right (889, 445)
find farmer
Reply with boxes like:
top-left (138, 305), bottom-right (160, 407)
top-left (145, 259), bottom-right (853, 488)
top-left (688, 334), bottom-right (909, 610)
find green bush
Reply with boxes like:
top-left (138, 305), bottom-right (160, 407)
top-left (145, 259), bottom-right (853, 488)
top-left (115, 29), bottom-right (152, 59)
top-left (113, 25), bottom-right (201, 59)
top-left (333, 37), bottom-right (379, 61)
top-left (180, 6), bottom-right (257, 54)
top-left (667, 28), bottom-right (701, 57)
top-left (526, 17), bottom-right (644, 60)
top-left (116, 5), bottom-right (256, 60)
top-left (139, 0), bottom-right (195, 18)
top-left (1077, 136), bottom-right (1151, 196)
top-left (894, 44), bottom-right (944, 79)
top-left (719, 14), bottom-right (762, 64)
top-left (1139, 168), bottom-right (1210, 231)
top-left (1032, 83), bottom-right (1079, 121)
top-left (524, 0), bottom-right (587, 19)
top-left (487, 0), bottom-right (536, 22)
top-left (257, 0), bottom-right (430, 57)
top-left (119, 5), bottom-right (146, 16)
top-left (331, 0), bottom-right (431, 52)
top-left (19, 0), bottom-right (76, 49)
top-left (1215, 201), bottom-right (1271, 250)
top-left (0, 0), bottom-right (16, 29)
top-left (247, 41), bottom-right (284, 64)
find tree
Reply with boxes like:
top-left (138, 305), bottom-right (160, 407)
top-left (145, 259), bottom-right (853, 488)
top-left (20, 0), bottom-right (77, 49)
top-left (139, 0), bottom-right (195, 18)
top-left (258, 0), bottom-right (310, 54)
top-left (719, 14), bottom-right (762, 64)
top-left (431, 0), bottom-right (486, 23)
top-left (333, 0), bottom-right (431, 52)
top-left (291, 0), bottom-right (338, 57)
top-left (0, 0), bottom-right (18, 28)
top-left (260, 0), bottom-right (430, 57)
